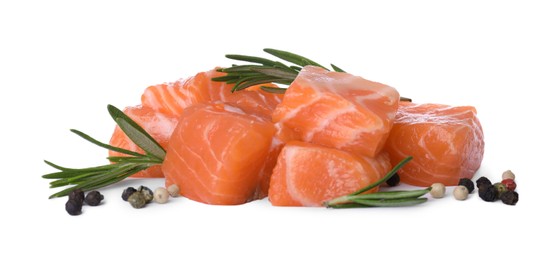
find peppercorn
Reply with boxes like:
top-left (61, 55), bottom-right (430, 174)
top-left (500, 191), bottom-right (519, 205)
top-left (85, 191), bottom-right (104, 206)
top-left (167, 184), bottom-right (180, 198)
top-left (153, 187), bottom-right (170, 204)
top-left (493, 182), bottom-right (507, 198)
top-left (65, 199), bottom-right (82, 216)
top-left (430, 183), bottom-right (446, 198)
top-left (502, 170), bottom-right (515, 180)
top-left (128, 192), bottom-right (146, 209)
top-left (476, 176), bottom-right (492, 189)
top-left (121, 187), bottom-right (137, 201)
top-left (138, 186), bottom-right (153, 203)
top-left (453, 186), bottom-right (469, 201)
top-left (68, 189), bottom-right (84, 204)
top-left (478, 185), bottom-right (498, 202)
top-left (458, 178), bottom-right (475, 193)
top-left (386, 173), bottom-right (400, 187)
top-left (501, 179), bottom-right (517, 191)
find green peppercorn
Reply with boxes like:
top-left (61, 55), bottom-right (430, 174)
top-left (65, 199), bottom-right (82, 216)
top-left (68, 189), bottom-right (84, 204)
top-left (121, 187), bottom-right (137, 201)
top-left (128, 192), bottom-right (146, 209)
top-left (500, 191), bottom-right (519, 205)
top-left (138, 186), bottom-right (153, 203)
top-left (85, 191), bottom-right (104, 206)
top-left (493, 183), bottom-right (507, 198)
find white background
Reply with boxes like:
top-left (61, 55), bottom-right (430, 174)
top-left (1, 0), bottom-right (556, 259)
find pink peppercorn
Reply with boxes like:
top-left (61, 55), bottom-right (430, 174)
top-left (501, 179), bottom-right (516, 191)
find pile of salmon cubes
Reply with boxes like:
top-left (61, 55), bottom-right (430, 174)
top-left (110, 66), bottom-right (484, 206)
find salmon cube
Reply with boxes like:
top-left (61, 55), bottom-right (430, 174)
top-left (272, 66), bottom-right (400, 157)
top-left (384, 102), bottom-right (485, 186)
top-left (161, 102), bottom-right (276, 205)
top-left (269, 141), bottom-right (392, 207)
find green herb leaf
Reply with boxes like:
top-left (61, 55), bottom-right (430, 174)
top-left (42, 163), bottom-right (116, 178)
top-left (351, 198), bottom-right (428, 207)
top-left (331, 64), bottom-right (345, 72)
top-left (108, 105), bottom-right (166, 160)
top-left (260, 86), bottom-right (287, 94)
top-left (250, 67), bottom-right (299, 80)
top-left (347, 188), bottom-right (431, 200)
top-left (219, 65), bottom-right (266, 73)
top-left (232, 75), bottom-right (279, 92)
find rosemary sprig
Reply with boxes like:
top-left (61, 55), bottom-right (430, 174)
top-left (324, 156), bottom-right (429, 208)
top-left (42, 105), bottom-right (165, 198)
top-left (214, 48), bottom-right (412, 102)
top-left (212, 48), bottom-right (345, 93)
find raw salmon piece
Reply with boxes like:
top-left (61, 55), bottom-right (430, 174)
top-left (384, 102), bottom-right (485, 186)
top-left (161, 102), bottom-right (277, 205)
top-left (268, 141), bottom-right (392, 207)
top-left (108, 105), bottom-right (178, 178)
top-left (141, 69), bottom-right (282, 118)
top-left (272, 66), bottom-right (400, 157)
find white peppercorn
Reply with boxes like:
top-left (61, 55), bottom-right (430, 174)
top-left (453, 186), bottom-right (469, 200)
top-left (502, 170), bottom-right (515, 180)
top-left (430, 183), bottom-right (446, 198)
top-left (154, 187), bottom-right (170, 204)
top-left (167, 184), bottom-right (180, 197)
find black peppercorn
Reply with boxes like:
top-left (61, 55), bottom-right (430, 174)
top-left (458, 178), bottom-right (475, 193)
top-left (386, 173), bottom-right (400, 187)
top-left (476, 176), bottom-right (491, 189)
top-left (68, 189), bottom-right (84, 204)
top-left (66, 199), bottom-right (82, 216)
top-left (478, 185), bottom-right (498, 202)
top-left (500, 191), bottom-right (519, 205)
top-left (122, 187), bottom-right (137, 201)
top-left (85, 191), bottom-right (104, 206)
